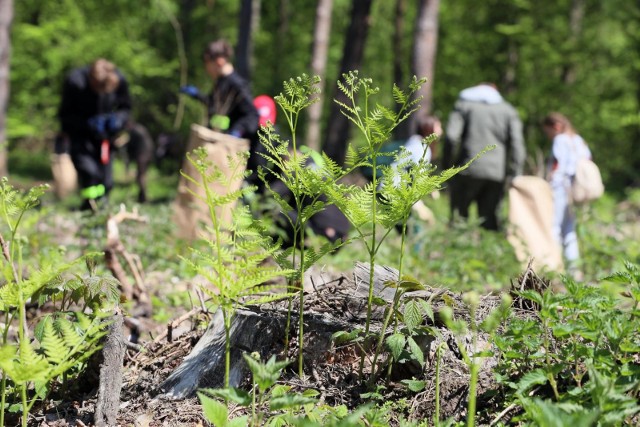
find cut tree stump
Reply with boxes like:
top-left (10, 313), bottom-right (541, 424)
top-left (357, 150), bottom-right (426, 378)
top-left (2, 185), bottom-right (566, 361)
top-left (154, 262), bottom-right (517, 422)
top-left (157, 308), bottom-right (283, 398)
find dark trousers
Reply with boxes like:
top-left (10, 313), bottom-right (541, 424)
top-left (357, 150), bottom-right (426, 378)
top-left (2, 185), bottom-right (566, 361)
top-left (70, 138), bottom-right (114, 196)
top-left (449, 175), bottom-right (505, 231)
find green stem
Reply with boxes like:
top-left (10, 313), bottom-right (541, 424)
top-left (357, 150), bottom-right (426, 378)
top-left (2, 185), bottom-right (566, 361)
top-left (434, 342), bottom-right (446, 425)
top-left (1, 311), bottom-right (10, 427)
top-left (383, 222), bottom-right (408, 381)
top-left (467, 361), bottom-right (479, 427)
top-left (467, 305), bottom-right (478, 427)
top-left (359, 151), bottom-right (379, 378)
top-left (0, 374), bottom-right (6, 427)
top-left (21, 384), bottom-right (27, 427)
top-left (223, 309), bottom-right (231, 388)
top-left (542, 319), bottom-right (560, 400)
top-left (283, 293), bottom-right (293, 353)
top-left (251, 377), bottom-right (257, 426)
top-left (297, 222), bottom-right (305, 377)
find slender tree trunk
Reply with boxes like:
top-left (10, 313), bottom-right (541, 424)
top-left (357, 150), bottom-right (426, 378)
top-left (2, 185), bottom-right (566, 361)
top-left (397, 0), bottom-right (439, 140)
top-left (305, 0), bottom-right (333, 151)
top-left (323, 0), bottom-right (374, 165)
top-left (274, 0), bottom-right (290, 85)
top-left (411, 0), bottom-right (440, 115)
top-left (562, 0), bottom-right (585, 85)
top-left (392, 0), bottom-right (411, 140)
top-left (0, 0), bottom-right (12, 177)
top-left (399, 0), bottom-right (440, 139)
top-left (237, 0), bottom-right (261, 80)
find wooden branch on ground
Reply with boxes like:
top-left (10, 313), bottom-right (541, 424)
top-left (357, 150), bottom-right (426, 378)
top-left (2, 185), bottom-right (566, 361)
top-left (153, 306), bottom-right (210, 344)
top-left (95, 310), bottom-right (126, 427)
top-left (104, 204), bottom-right (151, 314)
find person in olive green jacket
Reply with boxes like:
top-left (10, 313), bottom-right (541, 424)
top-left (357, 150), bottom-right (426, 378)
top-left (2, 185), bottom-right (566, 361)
top-left (442, 83), bottom-right (526, 231)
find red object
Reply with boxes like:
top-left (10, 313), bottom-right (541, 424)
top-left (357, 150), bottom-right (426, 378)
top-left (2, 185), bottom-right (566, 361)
top-left (101, 140), bottom-right (110, 164)
top-left (254, 95), bottom-right (277, 127)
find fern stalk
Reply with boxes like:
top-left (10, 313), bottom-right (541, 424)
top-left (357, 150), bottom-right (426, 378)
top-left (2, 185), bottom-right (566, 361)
top-left (380, 222), bottom-right (409, 382)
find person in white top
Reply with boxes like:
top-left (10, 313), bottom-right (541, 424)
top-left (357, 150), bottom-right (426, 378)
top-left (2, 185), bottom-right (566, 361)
top-left (542, 112), bottom-right (592, 277)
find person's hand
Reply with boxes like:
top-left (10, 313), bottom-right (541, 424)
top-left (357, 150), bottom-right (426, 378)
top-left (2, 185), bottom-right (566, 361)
top-left (105, 113), bottom-right (125, 135)
top-left (88, 114), bottom-right (108, 139)
top-left (179, 85), bottom-right (201, 99)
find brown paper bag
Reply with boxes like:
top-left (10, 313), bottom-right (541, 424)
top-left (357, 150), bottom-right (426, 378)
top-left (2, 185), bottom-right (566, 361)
top-left (507, 175), bottom-right (564, 272)
top-left (50, 153), bottom-right (78, 200)
top-left (173, 124), bottom-right (249, 241)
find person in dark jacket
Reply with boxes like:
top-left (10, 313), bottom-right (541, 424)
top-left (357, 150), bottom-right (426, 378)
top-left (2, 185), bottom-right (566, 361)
top-left (180, 39), bottom-right (261, 184)
top-left (443, 83), bottom-right (526, 231)
top-left (58, 58), bottom-right (132, 211)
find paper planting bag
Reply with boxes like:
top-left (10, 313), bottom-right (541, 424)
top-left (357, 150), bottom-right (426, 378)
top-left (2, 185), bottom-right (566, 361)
top-left (173, 124), bottom-right (249, 241)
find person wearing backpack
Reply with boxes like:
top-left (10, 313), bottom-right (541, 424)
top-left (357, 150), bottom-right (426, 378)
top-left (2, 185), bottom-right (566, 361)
top-left (542, 112), bottom-right (593, 278)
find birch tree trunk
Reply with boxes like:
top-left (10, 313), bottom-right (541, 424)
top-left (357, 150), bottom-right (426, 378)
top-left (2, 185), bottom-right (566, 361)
top-left (0, 0), bottom-right (13, 178)
top-left (305, 0), bottom-right (333, 151)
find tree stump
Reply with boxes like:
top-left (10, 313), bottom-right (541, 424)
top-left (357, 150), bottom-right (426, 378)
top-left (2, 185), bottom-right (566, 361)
top-left (154, 262), bottom-right (510, 422)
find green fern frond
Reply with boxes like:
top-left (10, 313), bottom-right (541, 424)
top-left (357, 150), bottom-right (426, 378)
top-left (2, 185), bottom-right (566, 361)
top-left (273, 248), bottom-right (295, 271)
top-left (0, 281), bottom-right (20, 310)
top-left (39, 319), bottom-right (67, 365)
top-left (299, 200), bottom-right (326, 224)
top-left (55, 317), bottom-right (84, 349)
top-left (11, 340), bottom-right (50, 384)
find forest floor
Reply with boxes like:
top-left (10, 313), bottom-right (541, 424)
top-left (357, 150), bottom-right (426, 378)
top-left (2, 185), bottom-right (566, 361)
top-left (23, 232), bottom-right (537, 427)
top-left (12, 169), bottom-right (640, 427)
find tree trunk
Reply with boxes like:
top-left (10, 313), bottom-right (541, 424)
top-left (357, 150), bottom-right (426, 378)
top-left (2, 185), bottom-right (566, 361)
top-left (411, 0), bottom-right (440, 115)
top-left (561, 0), bottom-right (585, 85)
top-left (392, 0), bottom-right (411, 140)
top-left (305, 0), bottom-right (333, 151)
top-left (323, 0), bottom-right (374, 165)
top-left (236, 0), bottom-right (261, 80)
top-left (274, 0), bottom-right (290, 85)
top-left (0, 0), bottom-right (13, 178)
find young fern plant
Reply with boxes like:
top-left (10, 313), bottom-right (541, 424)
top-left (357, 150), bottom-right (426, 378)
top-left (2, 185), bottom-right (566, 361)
top-left (323, 72), bottom-right (490, 378)
top-left (258, 74), bottom-right (345, 377)
top-left (321, 73), bottom-right (425, 376)
top-left (0, 179), bottom-right (117, 427)
top-left (180, 148), bottom-right (293, 388)
top-left (370, 139), bottom-right (491, 383)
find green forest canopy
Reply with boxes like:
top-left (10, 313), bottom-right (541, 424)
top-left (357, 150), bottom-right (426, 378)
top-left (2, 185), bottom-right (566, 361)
top-left (7, 0), bottom-right (640, 193)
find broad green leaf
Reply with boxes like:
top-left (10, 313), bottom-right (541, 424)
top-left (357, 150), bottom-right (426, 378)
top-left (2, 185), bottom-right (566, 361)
top-left (197, 392), bottom-right (228, 427)
top-left (386, 333), bottom-right (405, 362)
top-left (203, 387), bottom-right (251, 406)
top-left (516, 369), bottom-right (548, 394)
top-left (401, 379), bottom-right (427, 392)
top-left (403, 300), bottom-right (422, 332)
top-left (269, 394), bottom-right (317, 411)
top-left (227, 416), bottom-right (249, 427)
top-left (407, 336), bottom-right (424, 366)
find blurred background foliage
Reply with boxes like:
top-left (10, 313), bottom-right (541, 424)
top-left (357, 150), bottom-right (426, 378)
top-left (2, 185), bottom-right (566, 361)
top-left (6, 0), bottom-right (640, 194)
